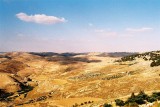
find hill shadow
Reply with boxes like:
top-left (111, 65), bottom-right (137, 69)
top-left (29, 52), bottom-right (101, 64)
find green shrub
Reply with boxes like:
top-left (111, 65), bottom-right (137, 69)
top-left (0, 89), bottom-right (13, 101)
top-left (103, 103), bottom-right (112, 107)
top-left (146, 92), bottom-right (160, 102)
top-left (126, 92), bottom-right (136, 104)
top-left (72, 103), bottom-right (78, 107)
top-left (150, 58), bottom-right (160, 67)
top-left (88, 101), bottom-right (91, 103)
top-left (125, 91), bottom-right (146, 105)
top-left (115, 99), bottom-right (125, 106)
top-left (134, 96), bottom-right (145, 104)
top-left (147, 96), bottom-right (156, 103)
top-left (152, 92), bottom-right (160, 100)
top-left (84, 101), bottom-right (87, 104)
top-left (81, 103), bottom-right (84, 105)
top-left (137, 91), bottom-right (148, 99)
top-left (115, 91), bottom-right (160, 106)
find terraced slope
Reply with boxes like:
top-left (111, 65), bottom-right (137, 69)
top-left (0, 51), bottom-right (159, 107)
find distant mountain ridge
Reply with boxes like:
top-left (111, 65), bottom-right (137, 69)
top-left (97, 52), bottom-right (138, 57)
top-left (0, 52), bottom-right (6, 54)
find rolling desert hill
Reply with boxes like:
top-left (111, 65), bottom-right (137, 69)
top-left (0, 51), bottom-right (160, 107)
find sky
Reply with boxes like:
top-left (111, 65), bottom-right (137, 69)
top-left (0, 0), bottom-right (160, 52)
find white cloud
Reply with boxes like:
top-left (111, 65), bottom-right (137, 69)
top-left (94, 29), bottom-right (105, 33)
top-left (126, 27), bottom-right (153, 33)
top-left (16, 12), bottom-right (67, 24)
top-left (88, 23), bottom-right (93, 27)
top-left (17, 33), bottom-right (24, 37)
top-left (105, 31), bottom-right (117, 36)
top-left (94, 29), bottom-right (117, 37)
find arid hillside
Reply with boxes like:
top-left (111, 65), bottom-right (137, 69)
top-left (0, 51), bottom-right (160, 107)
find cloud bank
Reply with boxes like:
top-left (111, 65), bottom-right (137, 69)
top-left (16, 12), bottom-right (67, 24)
top-left (126, 27), bottom-right (153, 33)
top-left (94, 29), bottom-right (117, 37)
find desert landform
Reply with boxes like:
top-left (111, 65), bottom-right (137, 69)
top-left (0, 51), bottom-right (160, 107)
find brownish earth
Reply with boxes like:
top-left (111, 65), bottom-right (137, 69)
top-left (0, 51), bottom-right (159, 107)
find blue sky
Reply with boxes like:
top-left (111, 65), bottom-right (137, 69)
top-left (0, 0), bottom-right (160, 52)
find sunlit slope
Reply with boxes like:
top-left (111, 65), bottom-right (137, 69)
top-left (0, 51), bottom-right (159, 107)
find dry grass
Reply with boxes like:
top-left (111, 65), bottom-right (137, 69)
top-left (0, 52), bottom-right (159, 107)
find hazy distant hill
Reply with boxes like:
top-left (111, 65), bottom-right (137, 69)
top-left (97, 52), bottom-right (138, 57)
top-left (29, 52), bottom-right (87, 57)
top-left (30, 52), bottom-right (137, 58)
top-left (0, 52), bottom-right (5, 54)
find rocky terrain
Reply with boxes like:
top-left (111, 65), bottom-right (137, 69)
top-left (0, 51), bottom-right (159, 107)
